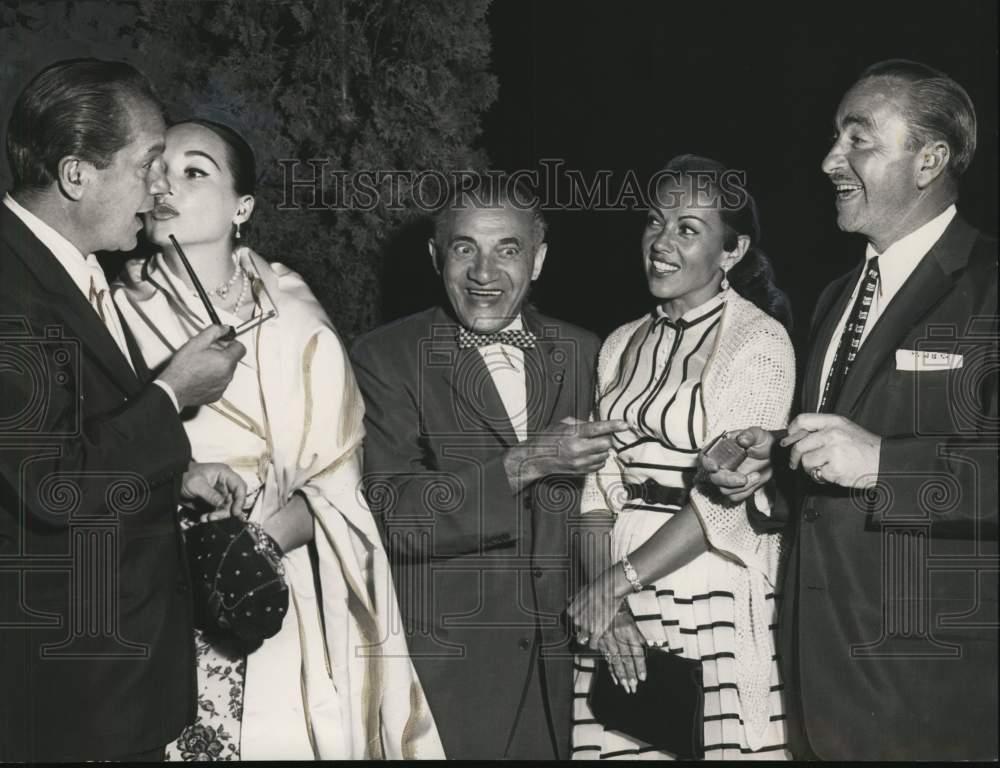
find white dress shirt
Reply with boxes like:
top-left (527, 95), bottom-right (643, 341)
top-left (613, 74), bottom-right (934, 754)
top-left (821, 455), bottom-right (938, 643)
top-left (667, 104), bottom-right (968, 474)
top-left (817, 204), bottom-right (957, 403)
top-left (3, 193), bottom-right (179, 410)
top-left (477, 315), bottom-right (529, 442)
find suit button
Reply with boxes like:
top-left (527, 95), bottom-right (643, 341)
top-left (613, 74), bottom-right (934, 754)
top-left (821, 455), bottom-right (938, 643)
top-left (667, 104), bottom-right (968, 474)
top-left (518, 638), bottom-right (530, 650)
top-left (533, 569), bottom-right (543, 578)
top-left (804, 507), bottom-right (819, 522)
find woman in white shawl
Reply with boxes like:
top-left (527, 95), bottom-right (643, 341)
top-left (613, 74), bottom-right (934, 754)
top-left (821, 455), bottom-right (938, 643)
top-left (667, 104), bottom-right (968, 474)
top-left (113, 119), bottom-right (442, 760)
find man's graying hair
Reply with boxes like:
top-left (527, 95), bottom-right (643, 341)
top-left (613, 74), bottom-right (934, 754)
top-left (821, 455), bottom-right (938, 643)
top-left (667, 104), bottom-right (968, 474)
top-left (860, 59), bottom-right (977, 177)
top-left (432, 173), bottom-right (547, 250)
top-left (6, 58), bottom-right (162, 193)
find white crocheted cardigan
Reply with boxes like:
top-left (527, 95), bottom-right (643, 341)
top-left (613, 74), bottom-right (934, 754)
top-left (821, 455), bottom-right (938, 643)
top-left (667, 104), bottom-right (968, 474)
top-left (582, 290), bottom-right (795, 748)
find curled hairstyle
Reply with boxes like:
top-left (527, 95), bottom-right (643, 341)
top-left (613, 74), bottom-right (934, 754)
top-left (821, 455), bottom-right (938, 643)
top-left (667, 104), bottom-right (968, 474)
top-left (658, 154), bottom-right (793, 331)
top-left (860, 59), bottom-right (977, 177)
top-left (432, 172), bottom-right (547, 254)
top-left (6, 58), bottom-right (161, 192)
top-left (175, 118), bottom-right (257, 196)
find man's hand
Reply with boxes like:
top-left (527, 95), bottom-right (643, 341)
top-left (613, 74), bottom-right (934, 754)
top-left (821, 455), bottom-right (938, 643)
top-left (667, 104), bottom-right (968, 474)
top-left (159, 325), bottom-right (246, 409)
top-left (699, 426), bottom-right (775, 502)
top-left (504, 417), bottom-right (628, 492)
top-left (180, 462), bottom-right (247, 517)
top-left (782, 413), bottom-right (881, 489)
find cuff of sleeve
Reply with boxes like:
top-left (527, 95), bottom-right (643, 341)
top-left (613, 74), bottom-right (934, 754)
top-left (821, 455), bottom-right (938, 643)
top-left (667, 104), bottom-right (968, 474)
top-left (153, 379), bottom-right (181, 413)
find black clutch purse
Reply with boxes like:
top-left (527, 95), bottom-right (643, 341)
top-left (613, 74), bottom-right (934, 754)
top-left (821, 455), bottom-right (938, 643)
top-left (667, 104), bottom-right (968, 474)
top-left (184, 516), bottom-right (289, 650)
top-left (588, 648), bottom-right (704, 759)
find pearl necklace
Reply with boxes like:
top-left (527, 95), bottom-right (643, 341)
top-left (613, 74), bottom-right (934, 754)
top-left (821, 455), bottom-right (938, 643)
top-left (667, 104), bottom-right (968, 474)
top-left (212, 251), bottom-right (251, 312)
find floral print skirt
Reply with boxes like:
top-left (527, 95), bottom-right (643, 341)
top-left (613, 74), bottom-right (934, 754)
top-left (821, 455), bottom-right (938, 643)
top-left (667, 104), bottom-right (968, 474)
top-left (165, 630), bottom-right (246, 761)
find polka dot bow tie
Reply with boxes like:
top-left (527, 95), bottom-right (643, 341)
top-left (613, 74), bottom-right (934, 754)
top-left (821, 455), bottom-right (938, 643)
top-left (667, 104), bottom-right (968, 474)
top-left (456, 327), bottom-right (538, 350)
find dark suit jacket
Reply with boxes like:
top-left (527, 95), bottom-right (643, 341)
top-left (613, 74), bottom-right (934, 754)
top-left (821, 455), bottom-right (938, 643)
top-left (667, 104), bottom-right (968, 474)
top-left (350, 306), bottom-right (599, 760)
top-left (0, 203), bottom-right (196, 761)
top-left (782, 215), bottom-right (998, 760)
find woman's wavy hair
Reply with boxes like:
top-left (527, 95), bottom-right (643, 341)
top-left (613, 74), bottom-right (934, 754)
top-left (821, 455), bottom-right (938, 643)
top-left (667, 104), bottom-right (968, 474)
top-left (657, 154), bottom-right (793, 331)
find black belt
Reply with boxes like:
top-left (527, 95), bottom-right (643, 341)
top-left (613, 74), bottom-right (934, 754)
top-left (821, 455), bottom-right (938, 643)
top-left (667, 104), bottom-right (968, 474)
top-left (624, 479), bottom-right (689, 508)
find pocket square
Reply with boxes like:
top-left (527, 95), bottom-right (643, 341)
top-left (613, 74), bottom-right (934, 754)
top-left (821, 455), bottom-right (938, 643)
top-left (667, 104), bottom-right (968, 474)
top-left (895, 349), bottom-right (964, 371)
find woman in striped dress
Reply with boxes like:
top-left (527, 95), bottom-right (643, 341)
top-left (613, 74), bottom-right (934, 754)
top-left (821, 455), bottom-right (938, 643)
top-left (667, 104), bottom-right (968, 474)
top-left (567, 154), bottom-right (795, 759)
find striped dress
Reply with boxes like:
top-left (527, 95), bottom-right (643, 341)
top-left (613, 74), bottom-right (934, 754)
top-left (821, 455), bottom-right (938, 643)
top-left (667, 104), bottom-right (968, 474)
top-left (572, 294), bottom-right (791, 760)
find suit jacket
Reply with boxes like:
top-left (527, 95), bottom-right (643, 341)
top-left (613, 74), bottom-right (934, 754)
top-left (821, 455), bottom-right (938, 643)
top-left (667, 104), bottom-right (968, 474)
top-left (0, 203), bottom-right (196, 761)
top-left (782, 215), bottom-right (998, 760)
top-left (350, 306), bottom-right (599, 760)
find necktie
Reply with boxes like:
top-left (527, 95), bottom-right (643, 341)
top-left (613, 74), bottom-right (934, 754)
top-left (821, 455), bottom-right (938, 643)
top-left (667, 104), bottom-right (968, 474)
top-left (87, 260), bottom-right (135, 371)
top-left (819, 256), bottom-right (880, 412)
top-left (457, 327), bottom-right (537, 350)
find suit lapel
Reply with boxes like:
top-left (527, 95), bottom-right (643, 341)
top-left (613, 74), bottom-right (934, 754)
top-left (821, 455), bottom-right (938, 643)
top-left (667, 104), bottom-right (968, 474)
top-left (430, 307), bottom-right (519, 447)
top-left (834, 216), bottom-right (976, 417)
top-left (803, 269), bottom-right (859, 412)
top-left (1, 205), bottom-right (140, 395)
top-left (524, 309), bottom-right (567, 434)
top-left (118, 303), bottom-right (153, 383)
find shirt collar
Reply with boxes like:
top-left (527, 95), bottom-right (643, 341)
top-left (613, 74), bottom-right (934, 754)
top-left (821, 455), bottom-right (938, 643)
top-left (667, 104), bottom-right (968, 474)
top-left (460, 313), bottom-right (525, 334)
top-left (654, 290), bottom-right (726, 327)
top-left (3, 193), bottom-right (103, 296)
top-left (864, 204), bottom-right (957, 297)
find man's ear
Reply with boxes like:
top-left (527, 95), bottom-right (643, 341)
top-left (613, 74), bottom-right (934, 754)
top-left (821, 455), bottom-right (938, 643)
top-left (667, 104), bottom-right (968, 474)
top-left (56, 157), bottom-right (86, 202)
top-left (721, 234), bottom-right (750, 273)
top-left (531, 242), bottom-right (548, 281)
top-left (427, 238), bottom-right (441, 275)
top-left (916, 140), bottom-right (950, 189)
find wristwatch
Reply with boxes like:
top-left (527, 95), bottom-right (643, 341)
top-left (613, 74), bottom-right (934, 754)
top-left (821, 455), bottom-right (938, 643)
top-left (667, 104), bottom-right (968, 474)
top-left (620, 554), bottom-right (643, 593)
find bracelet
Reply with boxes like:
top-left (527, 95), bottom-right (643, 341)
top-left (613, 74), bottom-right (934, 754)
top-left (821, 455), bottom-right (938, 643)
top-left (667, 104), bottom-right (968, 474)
top-left (620, 554), bottom-right (643, 593)
top-left (246, 521), bottom-right (286, 576)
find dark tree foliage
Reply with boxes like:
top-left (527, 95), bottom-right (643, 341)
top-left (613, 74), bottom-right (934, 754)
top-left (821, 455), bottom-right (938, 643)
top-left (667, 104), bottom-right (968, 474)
top-left (1, 0), bottom-right (497, 337)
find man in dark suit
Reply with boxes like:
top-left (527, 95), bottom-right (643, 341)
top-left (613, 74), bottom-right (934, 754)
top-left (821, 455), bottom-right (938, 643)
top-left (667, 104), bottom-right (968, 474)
top-left (350, 177), bottom-right (623, 759)
top-left (708, 60), bottom-right (997, 760)
top-left (0, 59), bottom-right (246, 762)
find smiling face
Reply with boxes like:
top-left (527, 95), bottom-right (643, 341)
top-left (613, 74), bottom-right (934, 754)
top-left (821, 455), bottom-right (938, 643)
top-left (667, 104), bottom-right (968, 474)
top-left (642, 178), bottom-right (742, 316)
top-left (430, 203), bottom-right (547, 333)
top-left (83, 97), bottom-right (166, 253)
top-left (144, 122), bottom-right (251, 249)
top-left (822, 78), bottom-right (925, 251)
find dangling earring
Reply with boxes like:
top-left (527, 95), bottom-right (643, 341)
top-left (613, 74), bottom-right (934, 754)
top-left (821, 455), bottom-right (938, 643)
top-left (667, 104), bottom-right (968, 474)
top-left (720, 267), bottom-right (730, 292)
top-left (234, 221), bottom-right (242, 240)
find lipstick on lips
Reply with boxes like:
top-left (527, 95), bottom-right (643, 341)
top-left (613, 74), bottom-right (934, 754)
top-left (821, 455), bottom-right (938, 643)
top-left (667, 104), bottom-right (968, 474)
top-left (151, 201), bottom-right (179, 220)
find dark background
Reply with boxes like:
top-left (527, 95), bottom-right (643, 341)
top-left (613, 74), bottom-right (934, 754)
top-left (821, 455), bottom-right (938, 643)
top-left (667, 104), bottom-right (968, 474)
top-left (476, 0), bottom-right (998, 349)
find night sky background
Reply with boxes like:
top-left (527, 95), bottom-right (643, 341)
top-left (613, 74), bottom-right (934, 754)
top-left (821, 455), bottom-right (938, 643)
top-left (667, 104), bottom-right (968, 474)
top-left (473, 0), bottom-right (998, 350)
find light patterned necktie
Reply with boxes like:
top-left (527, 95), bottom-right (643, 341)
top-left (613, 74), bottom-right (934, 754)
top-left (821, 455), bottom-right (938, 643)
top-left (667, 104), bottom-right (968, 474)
top-left (456, 326), bottom-right (537, 350)
top-left (819, 256), bottom-right (880, 412)
top-left (87, 260), bottom-right (134, 370)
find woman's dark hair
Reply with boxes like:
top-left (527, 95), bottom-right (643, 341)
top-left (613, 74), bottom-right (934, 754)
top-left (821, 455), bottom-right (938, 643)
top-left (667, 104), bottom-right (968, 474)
top-left (175, 118), bottom-right (256, 196)
top-left (655, 154), bottom-right (793, 331)
top-left (6, 58), bottom-right (162, 193)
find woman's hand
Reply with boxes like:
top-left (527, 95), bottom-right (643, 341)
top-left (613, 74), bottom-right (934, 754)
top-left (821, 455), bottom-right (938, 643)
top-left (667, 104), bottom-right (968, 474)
top-left (567, 562), bottom-right (630, 649)
top-left (598, 609), bottom-right (648, 694)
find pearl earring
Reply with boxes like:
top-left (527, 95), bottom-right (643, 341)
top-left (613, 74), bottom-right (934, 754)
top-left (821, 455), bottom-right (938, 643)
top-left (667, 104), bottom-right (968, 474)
top-left (720, 268), bottom-right (730, 291)
top-left (234, 222), bottom-right (241, 240)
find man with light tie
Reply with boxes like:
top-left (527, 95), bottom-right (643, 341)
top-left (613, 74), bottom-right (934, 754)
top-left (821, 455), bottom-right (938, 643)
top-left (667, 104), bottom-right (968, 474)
top-left (351, 175), bottom-right (623, 759)
top-left (0, 58), bottom-right (246, 762)
top-left (703, 60), bottom-right (998, 760)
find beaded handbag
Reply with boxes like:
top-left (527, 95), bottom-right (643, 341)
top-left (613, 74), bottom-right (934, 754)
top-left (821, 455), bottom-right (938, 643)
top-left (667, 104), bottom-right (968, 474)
top-left (184, 516), bottom-right (289, 647)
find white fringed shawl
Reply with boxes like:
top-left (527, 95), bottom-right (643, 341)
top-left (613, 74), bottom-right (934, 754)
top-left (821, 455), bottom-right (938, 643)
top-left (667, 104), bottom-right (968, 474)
top-left (114, 249), bottom-right (443, 760)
